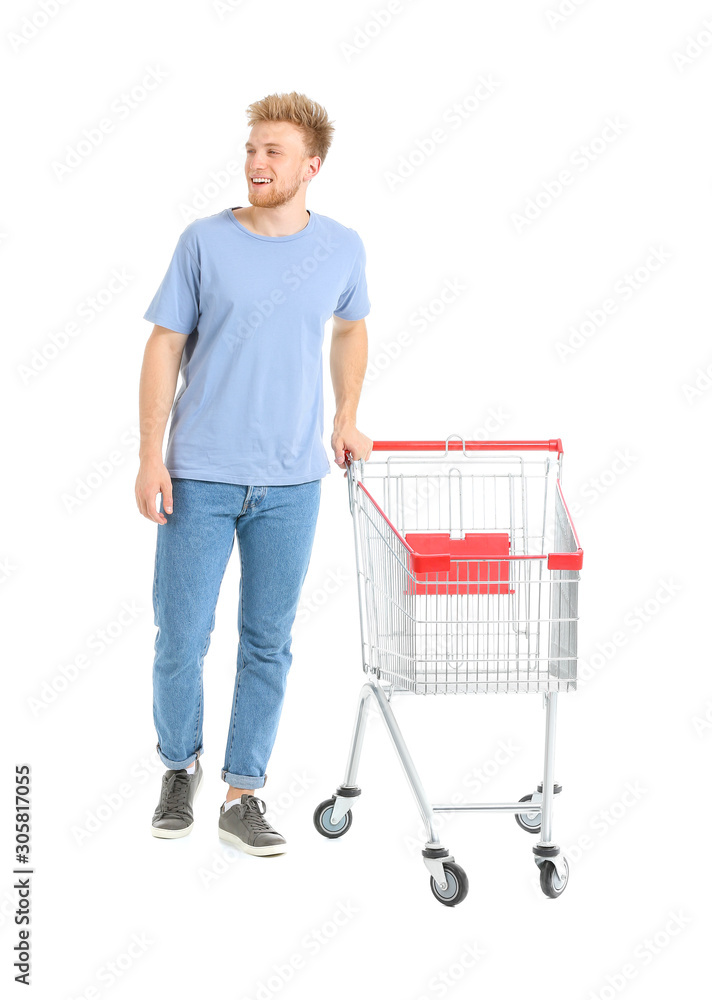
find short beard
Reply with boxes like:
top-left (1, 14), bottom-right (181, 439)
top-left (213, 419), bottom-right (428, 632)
top-left (248, 169), bottom-right (305, 208)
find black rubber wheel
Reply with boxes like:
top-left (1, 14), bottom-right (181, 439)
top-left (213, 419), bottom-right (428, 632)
top-left (313, 797), bottom-right (353, 839)
top-left (515, 793), bottom-right (541, 834)
top-left (429, 861), bottom-right (469, 907)
top-left (539, 857), bottom-right (569, 898)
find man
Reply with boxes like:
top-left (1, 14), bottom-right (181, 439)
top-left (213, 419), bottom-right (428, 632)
top-left (135, 92), bottom-right (372, 855)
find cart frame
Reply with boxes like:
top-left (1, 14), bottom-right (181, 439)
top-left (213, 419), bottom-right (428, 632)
top-left (313, 439), bottom-right (583, 904)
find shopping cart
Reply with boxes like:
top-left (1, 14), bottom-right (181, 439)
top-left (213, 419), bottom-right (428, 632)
top-left (313, 438), bottom-right (583, 905)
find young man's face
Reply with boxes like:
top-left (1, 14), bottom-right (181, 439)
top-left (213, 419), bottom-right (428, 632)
top-left (244, 121), bottom-right (319, 209)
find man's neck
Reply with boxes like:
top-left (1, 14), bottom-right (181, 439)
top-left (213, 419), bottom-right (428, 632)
top-left (232, 204), bottom-right (310, 238)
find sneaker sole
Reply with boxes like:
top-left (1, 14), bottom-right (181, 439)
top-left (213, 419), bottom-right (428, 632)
top-left (217, 828), bottom-right (287, 856)
top-left (151, 768), bottom-right (203, 839)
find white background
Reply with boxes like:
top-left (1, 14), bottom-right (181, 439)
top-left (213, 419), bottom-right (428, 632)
top-left (2, 0), bottom-right (711, 996)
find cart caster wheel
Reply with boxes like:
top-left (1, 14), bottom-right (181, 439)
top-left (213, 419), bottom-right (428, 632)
top-left (515, 794), bottom-right (541, 834)
top-left (429, 862), bottom-right (469, 907)
top-left (313, 797), bottom-right (353, 839)
top-left (539, 857), bottom-right (569, 898)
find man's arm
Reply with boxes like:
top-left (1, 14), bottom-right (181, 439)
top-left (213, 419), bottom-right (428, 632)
top-left (329, 314), bottom-right (372, 469)
top-left (135, 325), bottom-right (186, 524)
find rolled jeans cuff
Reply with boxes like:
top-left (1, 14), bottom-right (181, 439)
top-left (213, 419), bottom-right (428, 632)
top-left (156, 742), bottom-right (203, 770)
top-left (222, 768), bottom-right (266, 790)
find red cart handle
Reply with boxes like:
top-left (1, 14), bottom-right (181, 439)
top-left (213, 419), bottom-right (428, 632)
top-left (371, 439), bottom-right (564, 456)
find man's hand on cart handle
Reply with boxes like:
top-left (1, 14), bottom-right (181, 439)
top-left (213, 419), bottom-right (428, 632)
top-left (331, 422), bottom-right (373, 474)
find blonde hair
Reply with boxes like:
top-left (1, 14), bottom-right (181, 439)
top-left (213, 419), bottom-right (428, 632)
top-left (245, 92), bottom-right (335, 163)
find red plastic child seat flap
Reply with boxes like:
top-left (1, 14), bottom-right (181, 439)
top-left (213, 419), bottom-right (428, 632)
top-left (404, 532), bottom-right (512, 595)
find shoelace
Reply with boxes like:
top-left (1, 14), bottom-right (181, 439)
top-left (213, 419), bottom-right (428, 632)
top-left (161, 770), bottom-right (191, 817)
top-left (239, 795), bottom-right (274, 834)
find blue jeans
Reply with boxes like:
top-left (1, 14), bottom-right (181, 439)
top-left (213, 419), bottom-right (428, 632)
top-left (152, 477), bottom-right (321, 789)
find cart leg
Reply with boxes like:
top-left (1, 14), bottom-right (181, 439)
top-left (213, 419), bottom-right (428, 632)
top-left (327, 682), bottom-right (371, 826)
top-left (362, 681), bottom-right (444, 840)
top-left (367, 683), bottom-right (468, 894)
top-left (333, 681), bottom-right (456, 882)
top-left (533, 691), bottom-right (568, 884)
top-left (330, 680), bottom-right (442, 846)
top-left (540, 691), bottom-right (557, 844)
top-left (342, 681), bottom-right (372, 787)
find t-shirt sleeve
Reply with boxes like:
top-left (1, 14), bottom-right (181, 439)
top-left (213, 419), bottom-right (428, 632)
top-left (334, 233), bottom-right (370, 321)
top-left (143, 234), bottom-right (200, 335)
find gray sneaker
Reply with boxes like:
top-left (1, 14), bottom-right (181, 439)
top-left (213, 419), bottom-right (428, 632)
top-left (151, 758), bottom-right (203, 839)
top-left (218, 794), bottom-right (287, 856)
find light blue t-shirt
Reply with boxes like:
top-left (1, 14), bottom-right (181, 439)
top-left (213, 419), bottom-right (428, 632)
top-left (143, 206), bottom-right (370, 486)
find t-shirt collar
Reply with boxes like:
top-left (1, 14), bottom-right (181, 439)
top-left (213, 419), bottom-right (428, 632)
top-left (225, 206), bottom-right (314, 242)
